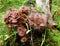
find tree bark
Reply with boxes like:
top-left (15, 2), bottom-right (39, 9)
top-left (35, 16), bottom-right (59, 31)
top-left (36, 0), bottom-right (52, 12)
top-left (36, 0), bottom-right (50, 12)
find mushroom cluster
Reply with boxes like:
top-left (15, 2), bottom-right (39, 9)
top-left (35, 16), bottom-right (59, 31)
top-left (4, 6), bottom-right (56, 42)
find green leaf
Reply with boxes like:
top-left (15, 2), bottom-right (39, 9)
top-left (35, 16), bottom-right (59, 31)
top-left (36, 6), bottom-right (41, 12)
top-left (26, 30), bottom-right (31, 34)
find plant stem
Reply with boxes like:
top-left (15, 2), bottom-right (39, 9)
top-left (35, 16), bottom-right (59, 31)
top-left (41, 30), bottom-right (46, 46)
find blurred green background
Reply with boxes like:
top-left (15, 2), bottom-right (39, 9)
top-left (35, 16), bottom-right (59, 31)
top-left (0, 0), bottom-right (60, 46)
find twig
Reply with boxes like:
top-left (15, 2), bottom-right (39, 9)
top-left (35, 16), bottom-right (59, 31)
top-left (41, 30), bottom-right (46, 46)
top-left (31, 30), bottom-right (34, 46)
top-left (28, 0), bottom-right (34, 46)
